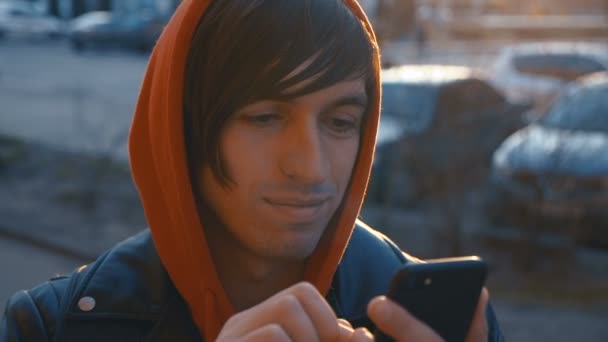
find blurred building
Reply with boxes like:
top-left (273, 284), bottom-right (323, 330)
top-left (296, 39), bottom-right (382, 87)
top-left (486, 0), bottom-right (607, 15)
top-left (360, 0), bottom-right (417, 44)
top-left (111, 0), bottom-right (179, 17)
top-left (32, 0), bottom-right (180, 18)
top-left (416, 0), bottom-right (608, 40)
top-left (416, 0), bottom-right (608, 16)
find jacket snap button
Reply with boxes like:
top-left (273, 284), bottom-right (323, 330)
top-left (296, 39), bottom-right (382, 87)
top-left (78, 296), bottom-right (96, 312)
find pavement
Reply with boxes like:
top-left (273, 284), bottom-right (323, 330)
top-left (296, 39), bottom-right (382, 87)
top-left (0, 39), bottom-right (148, 161)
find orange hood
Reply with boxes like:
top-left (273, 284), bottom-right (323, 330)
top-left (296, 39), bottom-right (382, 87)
top-left (128, 0), bottom-right (381, 340)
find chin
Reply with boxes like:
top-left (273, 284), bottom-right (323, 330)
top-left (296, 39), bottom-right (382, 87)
top-left (263, 233), bottom-right (322, 261)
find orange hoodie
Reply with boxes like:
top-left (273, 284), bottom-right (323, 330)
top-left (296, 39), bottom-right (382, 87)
top-left (128, 0), bottom-right (381, 340)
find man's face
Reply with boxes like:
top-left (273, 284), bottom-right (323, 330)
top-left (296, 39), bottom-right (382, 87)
top-left (199, 78), bottom-right (367, 262)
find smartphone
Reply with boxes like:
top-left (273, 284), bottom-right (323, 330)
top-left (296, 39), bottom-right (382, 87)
top-left (374, 256), bottom-right (487, 342)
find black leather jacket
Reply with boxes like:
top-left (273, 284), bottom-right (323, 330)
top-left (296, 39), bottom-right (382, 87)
top-left (1, 224), bottom-right (504, 341)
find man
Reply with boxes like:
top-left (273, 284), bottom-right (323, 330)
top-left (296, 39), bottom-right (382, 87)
top-left (1, 0), bottom-right (503, 341)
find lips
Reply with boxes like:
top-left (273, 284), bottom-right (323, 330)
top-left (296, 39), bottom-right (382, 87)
top-left (265, 197), bottom-right (328, 206)
top-left (264, 196), bottom-right (330, 223)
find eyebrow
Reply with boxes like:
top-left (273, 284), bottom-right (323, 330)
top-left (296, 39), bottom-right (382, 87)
top-left (250, 92), bottom-right (369, 114)
top-left (329, 93), bottom-right (368, 109)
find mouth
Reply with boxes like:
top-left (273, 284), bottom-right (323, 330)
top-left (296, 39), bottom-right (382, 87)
top-left (264, 196), bottom-right (330, 223)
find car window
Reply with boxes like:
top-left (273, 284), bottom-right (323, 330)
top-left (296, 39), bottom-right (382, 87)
top-left (0, 1), bottom-right (36, 16)
top-left (381, 82), bottom-right (436, 133)
top-left (541, 81), bottom-right (608, 133)
top-left (513, 54), bottom-right (607, 81)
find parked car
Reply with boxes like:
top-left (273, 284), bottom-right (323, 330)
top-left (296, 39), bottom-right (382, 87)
top-left (68, 11), bottom-right (112, 35)
top-left (487, 72), bottom-right (608, 249)
top-left (490, 42), bottom-right (608, 113)
top-left (366, 64), bottom-right (530, 207)
top-left (0, 1), bottom-right (64, 40)
top-left (68, 11), bottom-right (167, 52)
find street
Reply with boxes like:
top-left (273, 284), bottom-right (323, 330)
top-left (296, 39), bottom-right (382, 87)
top-left (0, 40), bottom-right (148, 160)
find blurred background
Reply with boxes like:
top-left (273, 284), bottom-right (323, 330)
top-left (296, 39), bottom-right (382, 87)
top-left (0, 0), bottom-right (607, 340)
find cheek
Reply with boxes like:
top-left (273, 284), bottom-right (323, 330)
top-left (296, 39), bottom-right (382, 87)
top-left (217, 128), bottom-right (278, 211)
top-left (199, 164), bottom-right (256, 229)
top-left (328, 139), bottom-right (359, 189)
top-left (221, 132), bottom-right (274, 185)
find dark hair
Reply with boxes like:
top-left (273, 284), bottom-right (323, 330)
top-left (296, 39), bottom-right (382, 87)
top-left (184, 0), bottom-right (378, 187)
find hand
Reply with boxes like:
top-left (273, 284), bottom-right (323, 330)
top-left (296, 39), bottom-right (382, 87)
top-left (367, 288), bottom-right (490, 342)
top-left (216, 281), bottom-right (371, 342)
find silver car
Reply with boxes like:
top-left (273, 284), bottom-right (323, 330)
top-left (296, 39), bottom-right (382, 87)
top-left (490, 42), bottom-right (608, 111)
top-left (488, 72), bottom-right (608, 250)
top-left (0, 1), bottom-right (64, 40)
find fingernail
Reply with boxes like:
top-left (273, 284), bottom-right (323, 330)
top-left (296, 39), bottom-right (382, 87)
top-left (353, 327), bottom-right (375, 341)
top-left (338, 318), bottom-right (353, 328)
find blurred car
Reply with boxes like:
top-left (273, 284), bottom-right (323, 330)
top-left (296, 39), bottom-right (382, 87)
top-left (366, 65), bottom-right (530, 207)
top-left (488, 72), bottom-right (608, 249)
top-left (68, 11), bottom-right (112, 35)
top-left (0, 1), bottom-right (64, 40)
top-left (490, 42), bottom-right (608, 112)
top-left (68, 11), bottom-right (167, 52)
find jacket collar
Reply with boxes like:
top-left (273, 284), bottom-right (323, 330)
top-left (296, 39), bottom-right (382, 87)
top-left (64, 231), bottom-right (201, 340)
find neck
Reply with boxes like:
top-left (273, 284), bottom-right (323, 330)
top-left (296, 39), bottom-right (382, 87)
top-left (219, 253), bottom-right (306, 311)
top-left (204, 222), bottom-right (307, 311)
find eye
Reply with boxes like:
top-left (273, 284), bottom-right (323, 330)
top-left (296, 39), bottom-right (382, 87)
top-left (330, 117), bottom-right (357, 131)
top-left (324, 114), bottom-right (360, 137)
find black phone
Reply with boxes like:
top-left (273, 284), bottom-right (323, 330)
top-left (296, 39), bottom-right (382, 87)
top-left (374, 256), bottom-right (488, 342)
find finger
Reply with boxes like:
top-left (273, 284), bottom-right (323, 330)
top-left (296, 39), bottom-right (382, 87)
top-left (336, 319), bottom-right (355, 342)
top-left (368, 296), bottom-right (443, 342)
top-left (337, 318), bottom-right (353, 329)
top-left (350, 327), bottom-right (375, 342)
top-left (281, 282), bottom-right (341, 341)
top-left (466, 288), bottom-right (489, 342)
top-left (272, 294), bottom-right (319, 342)
top-left (229, 293), bottom-right (318, 341)
top-left (336, 323), bottom-right (374, 342)
top-left (239, 282), bottom-right (337, 341)
top-left (241, 323), bottom-right (291, 342)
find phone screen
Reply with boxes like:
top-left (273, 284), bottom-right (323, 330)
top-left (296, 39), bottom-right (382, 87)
top-left (374, 256), bottom-right (487, 342)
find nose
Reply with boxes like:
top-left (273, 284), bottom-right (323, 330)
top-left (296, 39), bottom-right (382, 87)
top-left (279, 119), bottom-right (327, 184)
